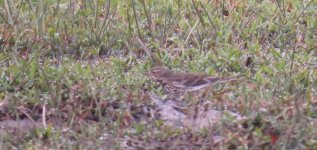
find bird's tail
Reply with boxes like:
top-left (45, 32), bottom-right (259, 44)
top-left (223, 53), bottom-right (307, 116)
top-left (208, 75), bottom-right (244, 85)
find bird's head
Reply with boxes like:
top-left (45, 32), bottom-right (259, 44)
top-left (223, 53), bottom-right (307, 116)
top-left (147, 66), bottom-right (171, 80)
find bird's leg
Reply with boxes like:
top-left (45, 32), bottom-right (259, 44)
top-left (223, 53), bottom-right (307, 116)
top-left (200, 86), bottom-right (214, 99)
top-left (186, 92), bottom-right (201, 106)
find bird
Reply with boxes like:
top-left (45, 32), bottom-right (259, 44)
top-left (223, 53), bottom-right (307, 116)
top-left (147, 66), bottom-right (239, 94)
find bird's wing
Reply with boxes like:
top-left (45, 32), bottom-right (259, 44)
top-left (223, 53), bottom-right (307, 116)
top-left (206, 77), bottom-right (238, 85)
top-left (183, 76), bottom-right (210, 87)
top-left (172, 76), bottom-right (213, 91)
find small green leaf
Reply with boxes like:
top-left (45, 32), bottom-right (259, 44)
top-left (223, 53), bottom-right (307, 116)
top-left (270, 48), bottom-right (281, 58)
top-left (133, 123), bottom-right (145, 134)
top-left (254, 127), bottom-right (263, 137)
top-left (255, 71), bottom-right (263, 84)
top-left (275, 58), bottom-right (286, 71)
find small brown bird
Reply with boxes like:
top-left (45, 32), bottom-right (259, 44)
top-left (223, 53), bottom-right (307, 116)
top-left (148, 66), bottom-right (239, 93)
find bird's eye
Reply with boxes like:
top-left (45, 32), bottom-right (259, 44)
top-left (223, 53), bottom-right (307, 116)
top-left (150, 66), bottom-right (165, 75)
top-left (151, 70), bottom-right (159, 74)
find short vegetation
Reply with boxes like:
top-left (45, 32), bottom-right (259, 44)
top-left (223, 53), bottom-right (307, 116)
top-left (1, 0), bottom-right (317, 149)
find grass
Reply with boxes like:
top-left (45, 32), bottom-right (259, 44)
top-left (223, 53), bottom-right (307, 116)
top-left (1, 0), bottom-right (317, 149)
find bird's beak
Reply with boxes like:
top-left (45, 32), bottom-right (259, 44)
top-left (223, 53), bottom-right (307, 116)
top-left (145, 71), bottom-right (150, 77)
top-left (145, 71), bottom-right (153, 79)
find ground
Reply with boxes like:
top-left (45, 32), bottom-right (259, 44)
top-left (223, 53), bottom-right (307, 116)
top-left (1, 0), bottom-right (317, 149)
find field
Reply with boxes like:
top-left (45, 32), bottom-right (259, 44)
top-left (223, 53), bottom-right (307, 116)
top-left (1, 0), bottom-right (317, 149)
